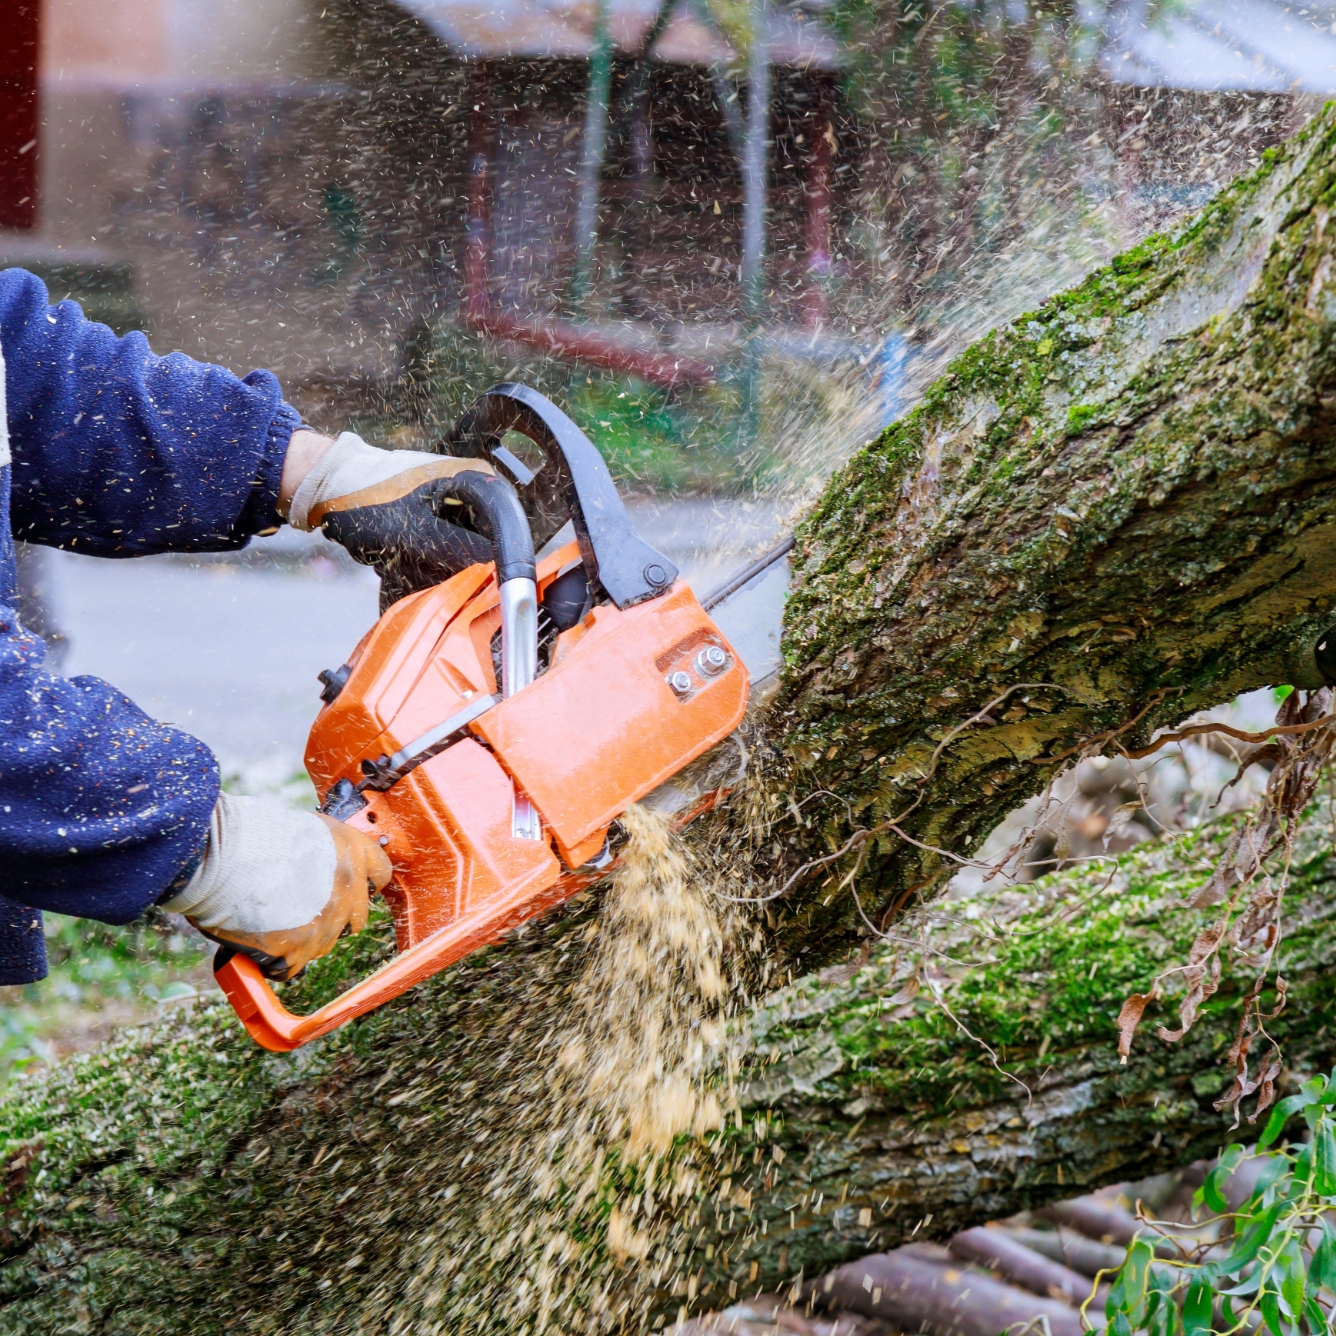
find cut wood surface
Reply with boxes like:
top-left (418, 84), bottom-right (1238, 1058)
top-left (10, 106), bottom-right (1336, 1335)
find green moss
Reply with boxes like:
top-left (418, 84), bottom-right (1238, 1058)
top-left (771, 102), bottom-right (1336, 965)
top-left (686, 807), bottom-right (1336, 1296)
top-left (1066, 402), bottom-right (1101, 436)
top-left (0, 911), bottom-right (210, 1084)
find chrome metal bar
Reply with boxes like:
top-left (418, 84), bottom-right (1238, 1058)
top-left (384, 693), bottom-right (501, 776)
top-left (500, 577), bottom-right (539, 697)
top-left (499, 576), bottom-right (543, 838)
top-left (357, 692), bottom-right (502, 792)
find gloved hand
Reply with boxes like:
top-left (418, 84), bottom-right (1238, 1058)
top-left (162, 793), bottom-right (393, 982)
top-left (288, 431), bottom-right (497, 608)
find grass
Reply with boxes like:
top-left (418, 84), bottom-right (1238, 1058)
top-left (0, 909), bottom-right (211, 1084)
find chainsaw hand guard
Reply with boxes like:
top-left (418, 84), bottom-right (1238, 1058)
top-left (445, 382), bottom-right (678, 609)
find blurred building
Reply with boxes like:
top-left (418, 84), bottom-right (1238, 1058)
top-left (0, 0), bottom-right (846, 415)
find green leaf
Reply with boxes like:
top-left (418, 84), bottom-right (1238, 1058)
top-left (1146, 1285), bottom-right (1180, 1336)
top-left (1108, 1312), bottom-right (1133, 1336)
top-left (1277, 1233), bottom-right (1306, 1319)
top-left (1109, 1237), bottom-right (1154, 1324)
top-left (1260, 1094), bottom-right (1311, 1148)
top-left (1250, 1155), bottom-right (1291, 1209)
top-left (1303, 1295), bottom-right (1327, 1333)
top-left (1183, 1281), bottom-right (1213, 1334)
top-left (1312, 1220), bottom-right (1336, 1291)
top-left (1198, 1144), bottom-right (1246, 1216)
top-left (1220, 1198), bottom-right (1287, 1273)
top-left (1221, 1270), bottom-right (1263, 1297)
top-left (1259, 1286), bottom-right (1288, 1336)
top-left (1315, 1122), bottom-right (1336, 1197)
top-left (1290, 1139), bottom-right (1315, 1193)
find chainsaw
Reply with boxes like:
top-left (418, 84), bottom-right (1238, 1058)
top-left (215, 383), bottom-right (792, 1051)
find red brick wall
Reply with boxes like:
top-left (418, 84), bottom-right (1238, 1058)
top-left (0, 2), bottom-right (39, 229)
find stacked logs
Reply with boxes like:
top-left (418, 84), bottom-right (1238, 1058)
top-left (685, 1168), bottom-right (1235, 1336)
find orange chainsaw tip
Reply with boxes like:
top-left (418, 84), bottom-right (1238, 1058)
top-left (215, 385), bottom-right (752, 1052)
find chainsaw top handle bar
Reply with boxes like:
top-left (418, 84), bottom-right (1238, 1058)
top-left (435, 465), bottom-right (538, 706)
top-left (435, 467), bottom-right (535, 585)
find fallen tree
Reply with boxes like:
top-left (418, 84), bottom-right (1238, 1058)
top-left (9, 102), bottom-right (1336, 1336)
top-left (3, 801), bottom-right (1336, 1334)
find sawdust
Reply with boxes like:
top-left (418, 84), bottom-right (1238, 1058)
top-left (559, 804), bottom-right (727, 1161)
top-left (379, 802), bottom-right (743, 1333)
top-left (0, 797), bottom-right (766, 1334)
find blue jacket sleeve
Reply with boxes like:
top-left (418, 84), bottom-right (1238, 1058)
top-left (1, 268), bottom-right (301, 554)
top-left (0, 581), bottom-right (219, 929)
top-left (0, 267), bottom-right (310, 967)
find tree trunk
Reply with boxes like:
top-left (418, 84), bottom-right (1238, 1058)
top-left (2, 802), bottom-right (1335, 1334)
top-left (9, 105), bottom-right (1336, 1336)
top-left (764, 105), bottom-right (1336, 970)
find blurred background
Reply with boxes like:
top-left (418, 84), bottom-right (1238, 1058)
top-left (0, 0), bottom-right (1332, 1066)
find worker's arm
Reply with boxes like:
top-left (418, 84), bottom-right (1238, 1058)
top-left (0, 269), bottom-right (393, 980)
top-left (0, 269), bottom-right (478, 985)
top-left (2, 265), bottom-right (497, 599)
top-left (0, 608), bottom-right (220, 962)
top-left (0, 267), bottom-right (301, 555)
top-left (0, 619), bottom-right (388, 982)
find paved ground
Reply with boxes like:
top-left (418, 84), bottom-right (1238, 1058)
top-left (32, 497), bottom-right (791, 786)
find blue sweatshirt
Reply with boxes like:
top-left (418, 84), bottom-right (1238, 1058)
top-left (0, 268), bottom-right (302, 984)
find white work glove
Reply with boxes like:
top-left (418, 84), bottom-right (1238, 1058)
top-left (163, 793), bottom-right (392, 982)
top-left (289, 432), bottom-right (497, 609)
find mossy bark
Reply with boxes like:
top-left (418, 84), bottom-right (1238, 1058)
top-left (689, 811), bottom-right (1336, 1303)
top-left (769, 105), bottom-right (1336, 968)
top-left (10, 105), bottom-right (1336, 1336)
top-left (3, 809), bottom-right (1336, 1333)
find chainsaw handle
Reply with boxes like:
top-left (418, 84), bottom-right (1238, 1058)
top-left (432, 466), bottom-right (538, 710)
top-left (432, 467), bottom-right (535, 585)
top-left (212, 863), bottom-right (575, 1051)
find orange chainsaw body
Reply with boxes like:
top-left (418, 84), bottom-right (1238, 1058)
top-left (216, 539), bottom-right (749, 1051)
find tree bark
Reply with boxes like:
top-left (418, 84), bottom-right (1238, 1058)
top-left (8, 105), bottom-right (1336, 1336)
top-left (765, 106), bottom-right (1336, 970)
